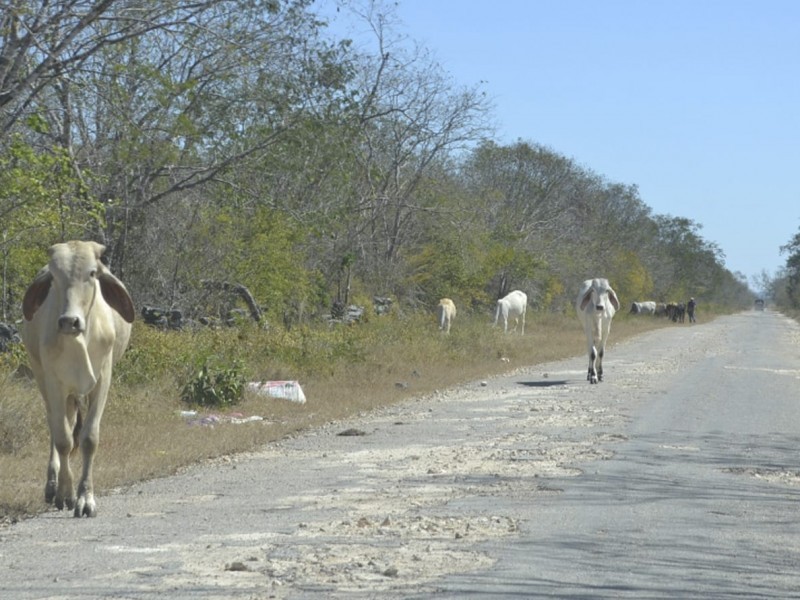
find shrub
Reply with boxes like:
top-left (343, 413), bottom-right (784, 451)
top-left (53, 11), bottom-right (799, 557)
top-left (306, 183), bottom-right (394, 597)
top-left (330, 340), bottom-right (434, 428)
top-left (180, 359), bottom-right (245, 408)
top-left (0, 343), bottom-right (28, 375)
top-left (0, 374), bottom-right (43, 455)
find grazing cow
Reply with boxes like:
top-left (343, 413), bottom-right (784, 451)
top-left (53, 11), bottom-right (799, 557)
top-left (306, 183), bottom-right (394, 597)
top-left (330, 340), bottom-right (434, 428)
top-left (676, 303), bottom-right (686, 323)
top-left (21, 241), bottom-right (135, 517)
top-left (494, 290), bottom-right (527, 334)
top-left (629, 301), bottom-right (656, 315)
top-left (436, 298), bottom-right (456, 334)
top-left (576, 278), bottom-right (620, 384)
top-left (666, 302), bottom-right (686, 323)
top-left (654, 302), bottom-right (667, 317)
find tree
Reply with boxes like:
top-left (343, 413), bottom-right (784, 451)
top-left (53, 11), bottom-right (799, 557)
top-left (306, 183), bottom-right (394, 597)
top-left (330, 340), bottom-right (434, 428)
top-left (3, 1), bottom-right (351, 285)
top-left (1, 1), bottom-right (244, 135)
top-left (652, 215), bottom-right (724, 299)
top-left (780, 227), bottom-right (800, 308)
top-left (0, 134), bottom-right (96, 319)
top-left (334, 0), bottom-right (491, 291)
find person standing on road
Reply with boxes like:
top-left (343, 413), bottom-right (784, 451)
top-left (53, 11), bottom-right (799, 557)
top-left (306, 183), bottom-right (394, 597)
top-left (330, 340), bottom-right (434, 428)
top-left (687, 297), bottom-right (697, 323)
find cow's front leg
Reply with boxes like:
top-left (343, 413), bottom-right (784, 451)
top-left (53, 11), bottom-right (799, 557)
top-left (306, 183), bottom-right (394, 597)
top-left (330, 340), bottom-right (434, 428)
top-left (74, 431), bottom-right (99, 517)
top-left (587, 346), bottom-right (599, 384)
top-left (47, 407), bottom-right (76, 510)
top-left (74, 381), bottom-right (109, 517)
top-left (75, 480), bottom-right (96, 518)
top-left (45, 441), bottom-right (59, 505)
top-left (597, 348), bottom-right (604, 382)
top-left (52, 434), bottom-right (76, 510)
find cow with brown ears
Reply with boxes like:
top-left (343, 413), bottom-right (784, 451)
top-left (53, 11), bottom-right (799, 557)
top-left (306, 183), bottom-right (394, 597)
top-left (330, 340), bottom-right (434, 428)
top-left (21, 241), bottom-right (135, 517)
top-left (576, 278), bottom-right (620, 384)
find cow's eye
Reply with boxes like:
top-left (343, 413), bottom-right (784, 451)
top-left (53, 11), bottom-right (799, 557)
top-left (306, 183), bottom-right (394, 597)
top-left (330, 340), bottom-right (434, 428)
top-left (89, 269), bottom-right (97, 279)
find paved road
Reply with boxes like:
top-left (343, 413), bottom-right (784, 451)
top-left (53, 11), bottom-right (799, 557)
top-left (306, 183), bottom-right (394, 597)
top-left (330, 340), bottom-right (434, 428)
top-left (435, 310), bottom-right (800, 599)
top-left (2, 311), bottom-right (800, 599)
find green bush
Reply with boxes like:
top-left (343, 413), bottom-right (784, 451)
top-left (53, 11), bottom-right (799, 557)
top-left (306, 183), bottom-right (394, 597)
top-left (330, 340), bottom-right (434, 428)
top-left (180, 359), bottom-right (245, 408)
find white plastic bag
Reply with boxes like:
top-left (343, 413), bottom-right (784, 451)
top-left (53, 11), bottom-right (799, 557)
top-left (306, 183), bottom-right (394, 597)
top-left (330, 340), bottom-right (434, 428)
top-left (247, 380), bottom-right (307, 404)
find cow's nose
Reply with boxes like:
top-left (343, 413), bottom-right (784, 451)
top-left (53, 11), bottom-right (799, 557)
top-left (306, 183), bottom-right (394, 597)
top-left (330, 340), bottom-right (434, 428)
top-left (58, 315), bottom-right (84, 334)
top-left (595, 304), bottom-right (604, 311)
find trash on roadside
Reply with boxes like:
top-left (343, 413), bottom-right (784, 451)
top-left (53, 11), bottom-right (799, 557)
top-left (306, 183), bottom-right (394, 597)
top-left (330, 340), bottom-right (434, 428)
top-left (180, 411), bottom-right (265, 427)
top-left (247, 380), bottom-right (307, 404)
top-left (229, 415), bottom-right (264, 424)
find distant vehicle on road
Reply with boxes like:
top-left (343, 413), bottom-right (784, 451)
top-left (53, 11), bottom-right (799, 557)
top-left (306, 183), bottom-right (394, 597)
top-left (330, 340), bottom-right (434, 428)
top-left (754, 298), bottom-right (765, 311)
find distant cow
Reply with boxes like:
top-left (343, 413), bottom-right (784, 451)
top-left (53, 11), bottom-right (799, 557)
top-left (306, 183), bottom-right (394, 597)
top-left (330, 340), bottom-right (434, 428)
top-left (21, 241), bottom-right (135, 517)
top-left (436, 298), bottom-right (456, 334)
top-left (629, 301), bottom-right (656, 315)
top-left (576, 278), bottom-right (620, 384)
top-left (666, 302), bottom-right (686, 323)
top-left (494, 290), bottom-right (527, 334)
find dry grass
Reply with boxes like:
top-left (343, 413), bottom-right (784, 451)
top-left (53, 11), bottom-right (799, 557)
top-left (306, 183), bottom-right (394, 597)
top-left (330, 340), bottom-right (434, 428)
top-left (0, 310), bottom-right (673, 522)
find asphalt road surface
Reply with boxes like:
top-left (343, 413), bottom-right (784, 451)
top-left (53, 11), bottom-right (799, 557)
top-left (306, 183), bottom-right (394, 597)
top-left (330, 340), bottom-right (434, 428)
top-left (2, 310), bottom-right (800, 599)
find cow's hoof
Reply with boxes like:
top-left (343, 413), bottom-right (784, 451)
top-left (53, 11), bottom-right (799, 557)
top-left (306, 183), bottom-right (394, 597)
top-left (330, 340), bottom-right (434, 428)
top-left (74, 503), bottom-right (97, 518)
top-left (45, 481), bottom-right (57, 504)
top-left (74, 496), bottom-right (97, 518)
top-left (55, 497), bottom-right (76, 511)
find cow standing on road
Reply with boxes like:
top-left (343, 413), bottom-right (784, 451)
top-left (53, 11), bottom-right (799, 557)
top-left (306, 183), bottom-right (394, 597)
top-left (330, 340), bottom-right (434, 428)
top-left (576, 278), bottom-right (620, 384)
top-left (21, 241), bottom-right (135, 517)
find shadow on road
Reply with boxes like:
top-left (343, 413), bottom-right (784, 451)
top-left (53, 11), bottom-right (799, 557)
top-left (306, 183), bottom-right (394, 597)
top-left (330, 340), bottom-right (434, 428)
top-left (517, 380), bottom-right (569, 388)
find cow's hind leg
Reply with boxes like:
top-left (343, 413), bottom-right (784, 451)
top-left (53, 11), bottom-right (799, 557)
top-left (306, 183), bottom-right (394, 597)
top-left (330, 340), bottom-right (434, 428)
top-left (47, 414), bottom-right (76, 510)
top-left (44, 441), bottom-right (59, 505)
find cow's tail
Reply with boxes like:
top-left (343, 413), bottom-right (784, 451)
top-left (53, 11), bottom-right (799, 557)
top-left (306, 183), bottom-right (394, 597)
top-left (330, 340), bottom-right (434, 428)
top-left (493, 301), bottom-right (501, 326)
top-left (71, 409), bottom-right (82, 456)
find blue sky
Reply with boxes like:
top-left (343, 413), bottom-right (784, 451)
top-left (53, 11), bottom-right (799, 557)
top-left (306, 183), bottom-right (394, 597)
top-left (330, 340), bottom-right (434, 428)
top-left (325, 1), bottom-right (800, 288)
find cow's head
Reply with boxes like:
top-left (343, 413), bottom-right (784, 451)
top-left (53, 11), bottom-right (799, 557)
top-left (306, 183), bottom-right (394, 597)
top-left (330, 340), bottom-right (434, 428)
top-left (22, 241), bottom-right (135, 329)
top-left (580, 278), bottom-right (620, 314)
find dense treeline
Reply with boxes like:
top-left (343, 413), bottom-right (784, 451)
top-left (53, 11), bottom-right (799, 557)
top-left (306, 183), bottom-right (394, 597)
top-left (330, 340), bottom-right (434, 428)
top-left (0, 0), bottom-right (753, 325)
top-left (772, 229), bottom-right (800, 310)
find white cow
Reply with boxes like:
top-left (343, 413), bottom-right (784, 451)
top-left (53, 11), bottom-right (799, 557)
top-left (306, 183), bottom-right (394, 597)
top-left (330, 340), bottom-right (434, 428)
top-left (436, 298), bottom-right (456, 334)
top-left (576, 278), bottom-right (620, 384)
top-left (629, 301), bottom-right (656, 315)
top-left (21, 241), bottom-right (135, 517)
top-left (494, 290), bottom-right (527, 334)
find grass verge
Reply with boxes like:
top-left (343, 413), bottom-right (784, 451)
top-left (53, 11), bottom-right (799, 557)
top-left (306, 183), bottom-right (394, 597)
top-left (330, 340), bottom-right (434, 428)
top-left (1, 310), bottom-right (679, 522)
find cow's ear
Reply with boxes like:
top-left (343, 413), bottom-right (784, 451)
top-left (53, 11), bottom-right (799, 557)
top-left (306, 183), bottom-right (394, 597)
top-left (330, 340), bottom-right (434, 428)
top-left (99, 274), bottom-right (136, 324)
top-left (609, 289), bottom-right (621, 311)
top-left (22, 271), bottom-right (53, 321)
top-left (89, 241), bottom-right (107, 261)
top-left (580, 289), bottom-right (592, 311)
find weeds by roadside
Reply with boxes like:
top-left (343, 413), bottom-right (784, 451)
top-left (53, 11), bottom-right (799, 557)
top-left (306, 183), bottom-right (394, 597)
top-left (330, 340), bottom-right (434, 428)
top-left (0, 310), bottom-right (675, 522)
